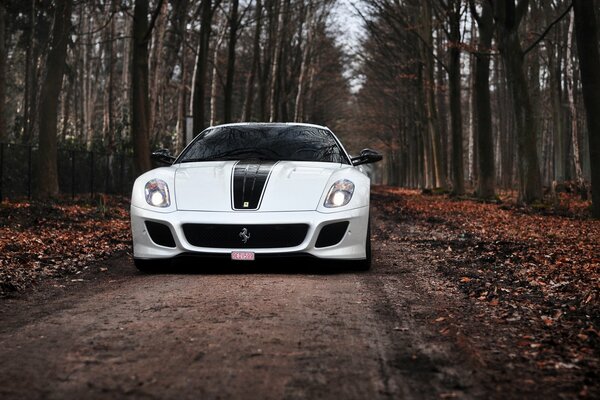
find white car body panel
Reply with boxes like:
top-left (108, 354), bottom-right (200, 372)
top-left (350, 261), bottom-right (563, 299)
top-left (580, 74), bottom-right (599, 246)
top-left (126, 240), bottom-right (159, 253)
top-left (130, 123), bottom-right (376, 264)
top-left (130, 206), bottom-right (369, 260)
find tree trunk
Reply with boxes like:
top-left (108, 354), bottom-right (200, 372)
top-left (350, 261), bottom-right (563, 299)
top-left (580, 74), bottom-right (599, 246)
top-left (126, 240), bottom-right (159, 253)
top-left (573, 0), bottom-right (600, 218)
top-left (175, 0), bottom-right (190, 152)
top-left (0, 2), bottom-right (6, 142)
top-left (35, 0), bottom-right (72, 198)
top-left (269, 0), bottom-right (286, 122)
top-left (294, 2), bottom-right (314, 122)
top-left (210, 21), bottom-right (227, 126)
top-left (131, 0), bottom-right (152, 175)
top-left (417, 63), bottom-right (432, 189)
top-left (103, 0), bottom-right (117, 152)
top-left (566, 10), bottom-right (584, 187)
top-left (421, 0), bottom-right (444, 189)
top-left (448, 0), bottom-right (464, 195)
top-left (121, 12), bottom-right (131, 133)
top-left (241, 0), bottom-right (262, 121)
top-left (149, 0), bottom-right (168, 144)
top-left (471, 0), bottom-right (496, 199)
top-left (23, 0), bottom-right (37, 144)
top-left (223, 0), bottom-right (239, 123)
top-left (548, 30), bottom-right (565, 182)
top-left (192, 0), bottom-right (218, 135)
top-left (60, 76), bottom-right (73, 141)
top-left (177, 42), bottom-right (188, 151)
top-left (494, 0), bottom-right (543, 203)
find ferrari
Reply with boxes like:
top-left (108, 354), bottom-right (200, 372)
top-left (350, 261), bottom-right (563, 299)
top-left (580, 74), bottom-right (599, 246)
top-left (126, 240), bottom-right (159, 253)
top-left (130, 123), bottom-right (382, 271)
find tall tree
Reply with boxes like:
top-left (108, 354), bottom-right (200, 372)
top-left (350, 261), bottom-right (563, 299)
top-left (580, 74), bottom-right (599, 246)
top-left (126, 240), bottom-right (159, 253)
top-left (241, 0), bottom-right (262, 121)
top-left (223, 0), bottom-right (240, 123)
top-left (149, 0), bottom-right (169, 143)
top-left (573, 0), bottom-right (600, 218)
top-left (0, 1), bottom-right (6, 142)
top-left (23, 0), bottom-right (39, 144)
top-left (445, 0), bottom-right (465, 195)
top-left (170, 0), bottom-right (190, 151)
top-left (192, 0), bottom-right (221, 135)
top-left (131, 0), bottom-right (153, 174)
top-left (35, 0), bottom-right (72, 198)
top-left (269, 0), bottom-right (286, 122)
top-left (565, 9), bottom-right (584, 188)
top-left (470, 0), bottom-right (495, 199)
top-left (421, 0), bottom-right (445, 189)
top-left (493, 0), bottom-right (543, 203)
top-left (294, 1), bottom-right (314, 122)
top-left (210, 18), bottom-right (227, 126)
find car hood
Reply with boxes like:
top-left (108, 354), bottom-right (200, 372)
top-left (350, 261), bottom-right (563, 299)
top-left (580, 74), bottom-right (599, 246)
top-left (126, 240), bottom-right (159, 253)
top-left (174, 161), bottom-right (344, 211)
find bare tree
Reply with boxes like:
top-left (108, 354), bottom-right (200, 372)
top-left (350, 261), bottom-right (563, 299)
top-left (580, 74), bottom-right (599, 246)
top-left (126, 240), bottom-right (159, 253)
top-left (0, 1), bottom-right (6, 142)
top-left (565, 9), bottom-right (584, 188)
top-left (443, 0), bottom-right (465, 195)
top-left (35, 0), bottom-right (72, 198)
top-left (210, 18), bottom-right (227, 126)
top-left (192, 0), bottom-right (222, 135)
top-left (269, 0), bottom-right (286, 122)
top-left (470, 0), bottom-right (496, 199)
top-left (493, 0), bottom-right (542, 203)
top-left (241, 0), bottom-right (263, 121)
top-left (573, 0), bottom-right (600, 218)
top-left (223, 0), bottom-right (241, 123)
top-left (131, 0), bottom-right (165, 175)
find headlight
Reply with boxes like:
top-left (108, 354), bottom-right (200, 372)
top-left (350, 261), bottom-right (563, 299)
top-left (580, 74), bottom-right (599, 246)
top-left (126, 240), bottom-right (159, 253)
top-left (324, 179), bottom-right (354, 208)
top-left (145, 179), bottom-right (171, 207)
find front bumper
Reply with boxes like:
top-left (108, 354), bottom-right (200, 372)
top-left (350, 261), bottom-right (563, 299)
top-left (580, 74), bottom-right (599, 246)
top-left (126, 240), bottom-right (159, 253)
top-left (131, 205), bottom-right (369, 261)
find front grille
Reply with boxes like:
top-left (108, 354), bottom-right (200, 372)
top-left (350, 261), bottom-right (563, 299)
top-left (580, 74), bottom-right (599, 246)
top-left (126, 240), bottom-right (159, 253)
top-left (315, 221), bottom-right (349, 248)
top-left (145, 221), bottom-right (176, 248)
top-left (182, 223), bottom-right (309, 248)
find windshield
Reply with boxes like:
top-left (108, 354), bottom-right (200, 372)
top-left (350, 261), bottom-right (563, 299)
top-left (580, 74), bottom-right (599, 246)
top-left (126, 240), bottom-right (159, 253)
top-left (176, 125), bottom-right (350, 164)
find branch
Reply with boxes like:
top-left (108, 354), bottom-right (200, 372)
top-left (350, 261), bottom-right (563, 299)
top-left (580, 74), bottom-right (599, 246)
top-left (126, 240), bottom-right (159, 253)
top-left (524, 1), bottom-right (573, 55)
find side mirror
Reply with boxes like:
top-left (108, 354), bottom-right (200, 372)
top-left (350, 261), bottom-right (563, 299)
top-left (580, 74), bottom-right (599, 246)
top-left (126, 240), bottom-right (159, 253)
top-left (151, 149), bottom-right (176, 165)
top-left (351, 148), bottom-right (383, 166)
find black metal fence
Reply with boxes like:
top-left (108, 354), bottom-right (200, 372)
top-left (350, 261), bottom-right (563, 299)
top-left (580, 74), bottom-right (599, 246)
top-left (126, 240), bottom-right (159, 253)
top-left (0, 143), bottom-right (137, 200)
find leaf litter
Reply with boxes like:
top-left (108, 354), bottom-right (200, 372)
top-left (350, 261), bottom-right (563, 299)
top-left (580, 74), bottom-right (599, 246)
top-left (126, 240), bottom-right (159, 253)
top-left (0, 195), bottom-right (130, 296)
top-left (373, 186), bottom-right (599, 396)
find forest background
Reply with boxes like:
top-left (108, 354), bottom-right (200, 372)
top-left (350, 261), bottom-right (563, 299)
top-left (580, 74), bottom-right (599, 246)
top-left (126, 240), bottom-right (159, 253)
top-left (0, 0), bottom-right (599, 217)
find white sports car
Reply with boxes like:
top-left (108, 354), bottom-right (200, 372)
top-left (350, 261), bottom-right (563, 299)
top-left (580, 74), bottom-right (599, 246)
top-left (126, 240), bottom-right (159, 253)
top-left (130, 123), bottom-right (382, 271)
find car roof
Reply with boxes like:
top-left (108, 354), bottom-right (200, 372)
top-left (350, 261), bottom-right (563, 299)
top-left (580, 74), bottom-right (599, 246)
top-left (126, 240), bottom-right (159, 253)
top-left (206, 122), bottom-right (330, 131)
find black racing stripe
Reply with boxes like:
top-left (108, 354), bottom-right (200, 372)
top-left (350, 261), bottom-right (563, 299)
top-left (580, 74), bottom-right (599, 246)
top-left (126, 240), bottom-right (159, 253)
top-left (232, 160), bottom-right (277, 210)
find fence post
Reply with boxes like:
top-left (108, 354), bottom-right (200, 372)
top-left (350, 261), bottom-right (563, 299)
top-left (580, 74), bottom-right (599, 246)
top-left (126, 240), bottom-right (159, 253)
top-left (90, 151), bottom-right (94, 198)
top-left (27, 146), bottom-right (32, 200)
top-left (105, 154), bottom-right (109, 194)
top-left (120, 155), bottom-right (124, 195)
top-left (0, 143), bottom-right (3, 201)
top-left (71, 150), bottom-right (75, 199)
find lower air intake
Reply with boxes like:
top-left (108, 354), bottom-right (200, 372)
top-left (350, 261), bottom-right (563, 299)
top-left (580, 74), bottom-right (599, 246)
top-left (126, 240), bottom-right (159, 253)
top-left (145, 221), bottom-right (176, 248)
top-left (182, 224), bottom-right (309, 248)
top-left (315, 221), bottom-right (349, 248)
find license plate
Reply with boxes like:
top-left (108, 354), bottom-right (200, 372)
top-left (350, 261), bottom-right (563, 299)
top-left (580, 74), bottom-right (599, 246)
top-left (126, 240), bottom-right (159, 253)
top-left (231, 251), bottom-right (255, 261)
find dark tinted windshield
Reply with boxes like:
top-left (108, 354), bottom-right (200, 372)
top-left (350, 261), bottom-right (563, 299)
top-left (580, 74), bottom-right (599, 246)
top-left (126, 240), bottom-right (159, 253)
top-left (177, 125), bottom-right (349, 164)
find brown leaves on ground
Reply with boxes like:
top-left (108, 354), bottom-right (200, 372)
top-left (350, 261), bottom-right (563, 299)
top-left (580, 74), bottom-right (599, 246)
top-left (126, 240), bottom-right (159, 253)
top-left (0, 196), bottom-right (130, 296)
top-left (373, 186), bottom-right (599, 388)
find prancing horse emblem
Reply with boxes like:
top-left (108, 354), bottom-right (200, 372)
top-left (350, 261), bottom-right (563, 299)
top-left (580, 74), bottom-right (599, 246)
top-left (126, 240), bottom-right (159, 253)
top-left (239, 228), bottom-right (251, 244)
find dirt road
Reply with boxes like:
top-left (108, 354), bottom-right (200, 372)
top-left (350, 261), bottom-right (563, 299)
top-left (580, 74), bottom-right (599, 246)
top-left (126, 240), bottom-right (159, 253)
top-left (0, 193), bottom-right (591, 399)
